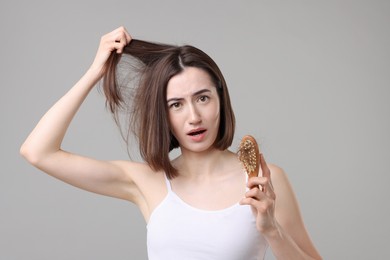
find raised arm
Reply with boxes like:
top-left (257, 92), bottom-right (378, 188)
top-left (20, 27), bottom-right (144, 203)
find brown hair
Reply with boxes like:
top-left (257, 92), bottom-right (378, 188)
top-left (102, 39), bottom-right (235, 178)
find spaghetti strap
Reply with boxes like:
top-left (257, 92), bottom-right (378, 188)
top-left (164, 174), bottom-right (172, 191)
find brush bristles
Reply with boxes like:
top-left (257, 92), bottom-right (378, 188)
top-left (238, 135), bottom-right (260, 177)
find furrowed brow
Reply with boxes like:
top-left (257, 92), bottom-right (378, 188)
top-left (192, 89), bottom-right (212, 96)
top-left (166, 89), bottom-right (212, 103)
top-left (166, 97), bottom-right (183, 103)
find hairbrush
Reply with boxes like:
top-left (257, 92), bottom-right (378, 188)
top-left (238, 135), bottom-right (260, 178)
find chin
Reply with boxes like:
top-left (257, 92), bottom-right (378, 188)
top-left (180, 142), bottom-right (217, 154)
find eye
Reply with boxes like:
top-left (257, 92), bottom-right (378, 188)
top-left (169, 102), bottom-right (181, 109)
top-left (198, 95), bottom-right (209, 103)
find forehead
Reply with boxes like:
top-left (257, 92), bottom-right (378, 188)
top-left (166, 67), bottom-right (216, 98)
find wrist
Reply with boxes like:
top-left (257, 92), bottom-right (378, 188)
top-left (262, 222), bottom-right (283, 240)
top-left (84, 66), bottom-right (105, 86)
top-left (87, 65), bottom-right (104, 79)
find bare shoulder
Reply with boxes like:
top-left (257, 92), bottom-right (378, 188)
top-left (266, 163), bottom-right (290, 187)
top-left (267, 163), bottom-right (295, 195)
top-left (268, 163), bottom-right (286, 177)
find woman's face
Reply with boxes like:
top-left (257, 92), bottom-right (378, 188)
top-left (166, 67), bottom-right (220, 154)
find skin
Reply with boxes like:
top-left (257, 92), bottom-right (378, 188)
top-left (20, 26), bottom-right (322, 259)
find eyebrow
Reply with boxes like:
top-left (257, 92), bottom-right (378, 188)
top-left (166, 89), bottom-right (212, 103)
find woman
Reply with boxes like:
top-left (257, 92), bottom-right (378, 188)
top-left (20, 26), bottom-right (321, 259)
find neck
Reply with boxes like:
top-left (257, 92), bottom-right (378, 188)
top-left (172, 148), bottom-right (239, 180)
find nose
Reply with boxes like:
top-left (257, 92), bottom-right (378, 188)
top-left (188, 104), bottom-right (202, 125)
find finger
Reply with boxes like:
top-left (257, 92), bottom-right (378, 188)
top-left (113, 41), bottom-right (126, 54)
top-left (240, 197), bottom-right (271, 214)
top-left (248, 176), bottom-right (276, 198)
top-left (240, 197), bottom-right (262, 208)
top-left (113, 31), bottom-right (127, 43)
top-left (246, 184), bottom-right (274, 202)
top-left (122, 27), bottom-right (132, 43)
top-left (263, 180), bottom-right (276, 200)
top-left (259, 154), bottom-right (273, 193)
top-left (245, 186), bottom-right (263, 200)
top-left (247, 176), bottom-right (269, 189)
top-left (113, 27), bottom-right (132, 44)
top-left (260, 153), bottom-right (271, 179)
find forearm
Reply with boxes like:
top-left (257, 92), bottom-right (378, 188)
top-left (265, 223), bottom-right (321, 260)
top-left (20, 68), bottom-right (101, 164)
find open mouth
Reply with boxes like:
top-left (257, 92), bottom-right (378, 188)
top-left (188, 129), bottom-right (206, 136)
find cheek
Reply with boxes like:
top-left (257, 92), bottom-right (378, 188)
top-left (211, 102), bottom-right (221, 121)
top-left (215, 105), bottom-right (221, 119)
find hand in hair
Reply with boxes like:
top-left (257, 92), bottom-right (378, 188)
top-left (90, 26), bottom-right (132, 76)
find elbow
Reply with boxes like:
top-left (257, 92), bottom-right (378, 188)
top-left (20, 142), bottom-right (42, 166)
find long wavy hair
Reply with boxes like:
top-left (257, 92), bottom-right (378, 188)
top-left (102, 39), bottom-right (235, 179)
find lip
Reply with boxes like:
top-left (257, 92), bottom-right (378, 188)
top-left (186, 128), bottom-right (207, 142)
top-left (186, 128), bottom-right (207, 136)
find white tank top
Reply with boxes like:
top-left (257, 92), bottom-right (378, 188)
top-left (147, 174), bottom-right (268, 260)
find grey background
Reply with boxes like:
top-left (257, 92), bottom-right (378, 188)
top-left (1, 1), bottom-right (389, 259)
